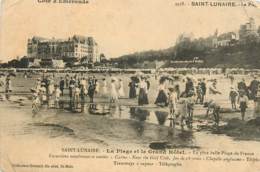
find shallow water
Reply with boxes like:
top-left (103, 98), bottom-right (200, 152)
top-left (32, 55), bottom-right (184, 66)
top-left (1, 94), bottom-right (260, 152)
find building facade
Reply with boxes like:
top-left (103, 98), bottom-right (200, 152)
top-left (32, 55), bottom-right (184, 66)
top-left (213, 32), bottom-right (239, 47)
top-left (239, 17), bottom-right (258, 42)
top-left (27, 35), bottom-right (100, 64)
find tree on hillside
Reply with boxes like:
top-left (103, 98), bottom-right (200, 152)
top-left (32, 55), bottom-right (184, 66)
top-left (244, 33), bottom-right (259, 45)
top-left (174, 35), bottom-right (209, 60)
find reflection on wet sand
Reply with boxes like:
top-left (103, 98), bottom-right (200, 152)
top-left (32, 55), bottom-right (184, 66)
top-left (14, 94), bottom-right (260, 150)
top-left (4, 94), bottom-right (260, 151)
top-left (155, 111), bottom-right (168, 125)
top-left (129, 108), bottom-right (150, 136)
top-left (28, 97), bottom-right (197, 148)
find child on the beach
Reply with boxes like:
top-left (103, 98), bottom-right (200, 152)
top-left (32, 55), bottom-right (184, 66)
top-left (186, 91), bottom-right (195, 128)
top-left (196, 82), bottom-right (203, 104)
top-left (168, 87), bottom-right (178, 128)
top-left (205, 99), bottom-right (221, 125)
top-left (178, 98), bottom-right (188, 130)
top-left (32, 93), bottom-right (41, 116)
top-left (54, 85), bottom-right (61, 108)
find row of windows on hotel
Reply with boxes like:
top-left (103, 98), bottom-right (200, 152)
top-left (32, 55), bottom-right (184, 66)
top-left (28, 47), bottom-right (95, 54)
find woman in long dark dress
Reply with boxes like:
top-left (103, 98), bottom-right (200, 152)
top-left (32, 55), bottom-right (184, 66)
top-left (129, 78), bottom-right (137, 98)
top-left (249, 76), bottom-right (260, 107)
top-left (138, 77), bottom-right (149, 105)
top-left (88, 77), bottom-right (96, 103)
top-left (238, 91), bottom-right (248, 121)
top-left (155, 77), bottom-right (168, 107)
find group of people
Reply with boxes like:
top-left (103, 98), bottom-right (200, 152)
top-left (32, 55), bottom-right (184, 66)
top-left (32, 74), bottom-right (127, 110)
top-left (0, 75), bottom-right (13, 93)
top-left (30, 72), bottom-right (260, 128)
top-left (0, 70), bottom-right (258, 129)
top-left (127, 75), bottom-right (208, 129)
top-left (148, 74), bottom-right (259, 127)
top-left (228, 76), bottom-right (260, 120)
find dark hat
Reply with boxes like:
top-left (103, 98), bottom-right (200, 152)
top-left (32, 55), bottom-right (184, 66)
top-left (168, 87), bottom-right (175, 92)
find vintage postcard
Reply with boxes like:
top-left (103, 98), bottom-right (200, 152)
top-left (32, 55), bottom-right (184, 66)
top-left (1, 0), bottom-right (260, 171)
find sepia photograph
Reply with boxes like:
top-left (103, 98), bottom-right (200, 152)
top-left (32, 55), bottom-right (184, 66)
top-left (1, 0), bottom-right (260, 171)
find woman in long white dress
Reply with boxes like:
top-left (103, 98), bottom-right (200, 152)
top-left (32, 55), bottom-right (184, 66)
top-left (48, 79), bottom-right (55, 96)
top-left (118, 79), bottom-right (125, 98)
top-left (102, 78), bottom-right (108, 95)
top-left (80, 77), bottom-right (88, 95)
top-left (95, 80), bottom-right (100, 94)
top-left (35, 78), bottom-right (42, 93)
top-left (110, 78), bottom-right (118, 103)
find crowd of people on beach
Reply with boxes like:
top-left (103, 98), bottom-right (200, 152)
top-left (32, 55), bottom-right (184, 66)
top-left (31, 74), bottom-right (128, 110)
top-left (26, 71), bottom-right (260, 129)
top-left (0, 69), bottom-right (258, 129)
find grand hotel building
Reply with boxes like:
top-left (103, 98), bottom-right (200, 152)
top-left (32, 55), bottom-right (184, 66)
top-left (27, 35), bottom-right (100, 64)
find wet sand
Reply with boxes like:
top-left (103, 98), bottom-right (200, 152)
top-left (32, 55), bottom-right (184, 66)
top-left (1, 94), bottom-right (260, 172)
top-left (1, 74), bottom-right (260, 172)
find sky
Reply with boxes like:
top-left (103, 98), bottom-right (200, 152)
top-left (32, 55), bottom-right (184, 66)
top-left (0, 0), bottom-right (260, 62)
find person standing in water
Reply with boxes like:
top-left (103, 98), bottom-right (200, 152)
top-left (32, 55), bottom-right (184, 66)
top-left (95, 79), bottom-right (100, 95)
top-left (54, 85), bottom-right (61, 108)
top-left (175, 84), bottom-right (180, 100)
top-left (249, 76), bottom-right (260, 108)
top-left (88, 76), bottom-right (96, 103)
top-left (32, 92), bottom-right (41, 116)
top-left (5, 76), bottom-right (12, 93)
top-left (110, 78), bottom-right (118, 103)
top-left (186, 90), bottom-right (195, 127)
top-left (65, 74), bottom-right (70, 88)
top-left (118, 78), bottom-right (125, 98)
top-left (229, 87), bottom-right (238, 109)
top-left (128, 77), bottom-right (137, 99)
top-left (74, 85), bottom-right (81, 108)
top-left (40, 83), bottom-right (47, 105)
top-left (138, 77), bottom-right (149, 106)
top-left (69, 77), bottom-right (76, 103)
top-left (196, 81), bottom-right (203, 104)
top-left (102, 78), bottom-right (108, 96)
top-left (238, 91), bottom-right (249, 121)
top-left (168, 87), bottom-right (178, 128)
top-left (184, 77), bottom-right (194, 96)
top-left (48, 77), bottom-right (55, 97)
top-left (80, 84), bottom-right (86, 103)
top-left (200, 78), bottom-right (207, 104)
top-left (59, 77), bottom-right (65, 96)
top-left (35, 78), bottom-right (42, 94)
top-left (145, 77), bottom-right (150, 92)
top-left (155, 77), bottom-right (168, 107)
